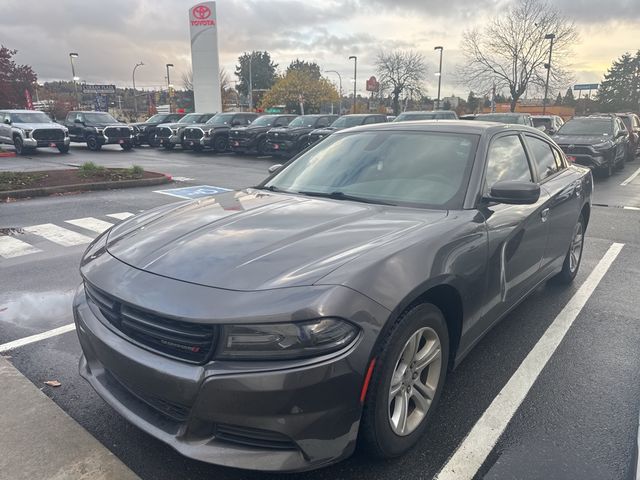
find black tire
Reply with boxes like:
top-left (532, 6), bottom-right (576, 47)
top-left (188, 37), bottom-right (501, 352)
top-left (163, 143), bottom-right (175, 150)
top-left (553, 213), bottom-right (585, 285)
top-left (13, 136), bottom-right (25, 155)
top-left (86, 135), bottom-right (101, 151)
top-left (359, 303), bottom-right (449, 459)
top-left (213, 135), bottom-right (228, 153)
top-left (120, 142), bottom-right (133, 151)
top-left (57, 144), bottom-right (70, 154)
top-left (192, 145), bottom-right (203, 152)
top-left (616, 150), bottom-right (625, 170)
top-left (257, 137), bottom-right (268, 156)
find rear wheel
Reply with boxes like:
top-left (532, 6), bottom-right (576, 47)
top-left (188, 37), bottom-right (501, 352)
top-left (86, 135), bottom-right (101, 151)
top-left (553, 213), bottom-right (585, 284)
top-left (192, 145), bottom-right (203, 152)
top-left (360, 303), bottom-right (449, 458)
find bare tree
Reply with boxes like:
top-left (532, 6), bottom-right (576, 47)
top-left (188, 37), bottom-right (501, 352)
top-left (459, 0), bottom-right (577, 111)
top-left (182, 69), bottom-right (193, 92)
top-left (375, 50), bottom-right (427, 115)
top-left (182, 68), bottom-right (232, 106)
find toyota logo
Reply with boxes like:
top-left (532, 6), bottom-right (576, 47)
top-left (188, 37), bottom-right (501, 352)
top-left (193, 5), bottom-right (211, 19)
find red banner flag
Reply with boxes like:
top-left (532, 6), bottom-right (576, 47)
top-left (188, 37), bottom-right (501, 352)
top-left (24, 89), bottom-right (34, 109)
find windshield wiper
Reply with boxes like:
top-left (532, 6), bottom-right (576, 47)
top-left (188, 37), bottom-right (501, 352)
top-left (254, 185), bottom-right (292, 193)
top-left (297, 190), bottom-right (396, 206)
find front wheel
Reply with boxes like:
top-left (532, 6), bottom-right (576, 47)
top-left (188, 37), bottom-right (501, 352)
top-left (359, 303), bottom-right (449, 458)
top-left (213, 135), bottom-right (228, 153)
top-left (86, 135), bottom-right (101, 151)
top-left (257, 137), bottom-right (268, 156)
top-left (13, 136), bottom-right (25, 155)
top-left (57, 144), bottom-right (70, 154)
top-left (553, 213), bottom-right (585, 284)
top-left (120, 142), bottom-right (133, 151)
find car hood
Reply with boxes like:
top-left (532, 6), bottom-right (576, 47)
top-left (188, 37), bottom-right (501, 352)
top-left (105, 190), bottom-right (446, 291)
top-left (13, 122), bottom-right (65, 130)
top-left (89, 122), bottom-right (128, 128)
top-left (231, 125), bottom-right (266, 133)
top-left (156, 122), bottom-right (186, 129)
top-left (311, 127), bottom-right (339, 135)
top-left (269, 126), bottom-right (313, 135)
top-left (554, 134), bottom-right (611, 145)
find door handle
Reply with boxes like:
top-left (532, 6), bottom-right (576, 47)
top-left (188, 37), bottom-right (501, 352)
top-left (540, 208), bottom-right (550, 222)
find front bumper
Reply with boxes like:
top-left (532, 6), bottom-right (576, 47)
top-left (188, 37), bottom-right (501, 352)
top-left (98, 134), bottom-right (134, 146)
top-left (73, 267), bottom-right (385, 471)
top-left (230, 136), bottom-right (257, 152)
top-left (267, 139), bottom-right (296, 156)
top-left (560, 149), bottom-right (608, 169)
top-left (23, 137), bottom-right (70, 148)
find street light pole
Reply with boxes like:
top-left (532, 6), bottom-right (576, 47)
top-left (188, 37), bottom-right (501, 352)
top-left (543, 33), bottom-right (555, 115)
top-left (69, 53), bottom-right (79, 109)
top-left (248, 54), bottom-right (253, 111)
top-left (349, 56), bottom-right (357, 113)
top-left (325, 70), bottom-right (342, 114)
top-left (434, 46), bottom-right (443, 110)
top-left (166, 63), bottom-right (174, 113)
top-left (132, 62), bottom-right (144, 117)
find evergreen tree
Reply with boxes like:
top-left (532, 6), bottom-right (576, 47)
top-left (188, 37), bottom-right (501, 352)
top-left (554, 92), bottom-right (563, 105)
top-left (597, 51), bottom-right (640, 112)
top-left (562, 87), bottom-right (575, 106)
top-left (234, 51), bottom-right (278, 97)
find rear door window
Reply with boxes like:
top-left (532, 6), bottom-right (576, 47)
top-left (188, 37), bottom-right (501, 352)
top-left (526, 135), bottom-right (559, 180)
top-left (485, 135), bottom-right (533, 189)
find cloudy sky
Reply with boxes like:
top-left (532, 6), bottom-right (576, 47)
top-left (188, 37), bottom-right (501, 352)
top-left (2, 0), bottom-right (639, 99)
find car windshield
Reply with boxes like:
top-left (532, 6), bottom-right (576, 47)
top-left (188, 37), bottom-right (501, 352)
top-left (178, 114), bottom-right (209, 124)
top-left (395, 112), bottom-right (438, 122)
top-left (9, 112), bottom-right (52, 123)
top-left (84, 112), bottom-right (118, 123)
top-left (558, 118), bottom-right (613, 135)
top-left (264, 131), bottom-right (479, 209)
top-left (477, 114), bottom-right (523, 124)
top-left (249, 115), bottom-right (278, 127)
top-left (532, 118), bottom-right (552, 128)
top-left (288, 116), bottom-right (318, 128)
top-left (330, 116), bottom-right (367, 128)
top-left (146, 114), bottom-right (171, 123)
top-left (205, 113), bottom-right (235, 126)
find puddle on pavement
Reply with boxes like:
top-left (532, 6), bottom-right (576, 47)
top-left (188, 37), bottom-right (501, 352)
top-left (0, 290), bottom-right (75, 325)
top-left (0, 228), bottom-right (25, 236)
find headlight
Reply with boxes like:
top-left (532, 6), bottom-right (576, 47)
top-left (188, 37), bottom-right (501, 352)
top-left (217, 318), bottom-right (358, 360)
top-left (95, 128), bottom-right (103, 134)
top-left (22, 129), bottom-right (33, 136)
top-left (172, 128), bottom-right (179, 134)
top-left (204, 130), bottom-right (211, 137)
top-left (128, 126), bottom-right (134, 132)
top-left (592, 141), bottom-right (611, 150)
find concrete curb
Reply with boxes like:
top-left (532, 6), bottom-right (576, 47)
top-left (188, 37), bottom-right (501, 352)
top-left (0, 152), bottom-right (17, 158)
top-left (1, 174), bottom-right (172, 200)
top-left (0, 356), bottom-right (140, 480)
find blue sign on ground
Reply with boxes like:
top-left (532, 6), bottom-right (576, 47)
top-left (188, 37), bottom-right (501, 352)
top-left (154, 185), bottom-right (232, 199)
top-left (573, 83), bottom-right (599, 91)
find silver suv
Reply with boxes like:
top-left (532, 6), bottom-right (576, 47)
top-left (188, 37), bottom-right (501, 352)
top-left (0, 110), bottom-right (70, 155)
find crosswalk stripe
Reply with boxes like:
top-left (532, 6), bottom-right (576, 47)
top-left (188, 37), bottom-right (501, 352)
top-left (23, 224), bottom-right (93, 247)
top-left (106, 212), bottom-right (134, 220)
top-left (0, 236), bottom-right (42, 259)
top-left (65, 217), bottom-right (114, 234)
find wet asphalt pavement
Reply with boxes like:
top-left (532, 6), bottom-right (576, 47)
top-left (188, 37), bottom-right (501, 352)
top-left (1, 144), bottom-right (639, 480)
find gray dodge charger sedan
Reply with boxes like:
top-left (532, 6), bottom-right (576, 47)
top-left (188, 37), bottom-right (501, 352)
top-left (73, 121), bottom-right (592, 472)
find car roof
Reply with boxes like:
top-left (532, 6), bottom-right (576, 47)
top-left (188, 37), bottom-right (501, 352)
top-left (399, 110), bottom-right (455, 114)
top-left (477, 112), bottom-right (529, 116)
top-left (338, 119), bottom-right (541, 136)
top-left (0, 109), bottom-right (46, 113)
top-left (340, 113), bottom-right (382, 117)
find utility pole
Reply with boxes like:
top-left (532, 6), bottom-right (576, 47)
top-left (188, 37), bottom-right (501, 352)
top-left (248, 54), bottom-right (253, 111)
top-left (542, 33), bottom-right (555, 115)
top-left (166, 63), bottom-right (174, 113)
top-left (491, 82), bottom-right (496, 113)
top-left (69, 53), bottom-right (79, 108)
top-left (434, 46), bottom-right (443, 110)
top-left (132, 61), bottom-right (144, 117)
top-left (349, 56), bottom-right (357, 113)
top-left (325, 70), bottom-right (343, 114)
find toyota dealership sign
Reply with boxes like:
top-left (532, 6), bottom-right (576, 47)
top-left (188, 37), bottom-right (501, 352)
top-left (189, 2), bottom-right (221, 112)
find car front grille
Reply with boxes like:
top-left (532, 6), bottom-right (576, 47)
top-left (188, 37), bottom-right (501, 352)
top-left (559, 145), bottom-right (595, 156)
top-left (103, 126), bottom-right (131, 139)
top-left (32, 129), bottom-right (65, 141)
top-left (155, 127), bottom-right (172, 138)
top-left (184, 128), bottom-right (204, 140)
top-left (267, 132), bottom-right (287, 141)
top-left (215, 424), bottom-right (297, 450)
top-left (85, 283), bottom-right (217, 364)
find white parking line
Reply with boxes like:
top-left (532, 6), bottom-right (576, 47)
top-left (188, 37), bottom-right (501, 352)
top-left (623, 206), bottom-right (640, 211)
top-left (106, 212), bottom-right (134, 220)
top-left (23, 224), bottom-right (92, 247)
top-left (66, 217), bottom-right (114, 234)
top-left (436, 242), bottom-right (625, 480)
top-left (0, 323), bottom-right (76, 353)
top-left (0, 236), bottom-right (42, 259)
top-left (621, 166), bottom-right (640, 186)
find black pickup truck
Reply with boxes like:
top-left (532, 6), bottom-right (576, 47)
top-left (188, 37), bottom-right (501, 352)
top-left (229, 114), bottom-right (297, 155)
top-left (64, 111), bottom-right (134, 151)
top-left (266, 114), bottom-right (338, 157)
top-left (131, 113), bottom-right (184, 146)
top-left (182, 112), bottom-right (258, 153)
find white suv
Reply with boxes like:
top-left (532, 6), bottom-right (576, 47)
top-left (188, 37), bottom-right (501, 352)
top-left (0, 110), bottom-right (70, 155)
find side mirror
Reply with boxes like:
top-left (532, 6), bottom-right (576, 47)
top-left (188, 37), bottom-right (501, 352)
top-left (3, 118), bottom-right (10, 125)
top-left (617, 130), bottom-right (627, 138)
top-left (268, 164), bottom-right (283, 174)
top-left (486, 181), bottom-right (540, 205)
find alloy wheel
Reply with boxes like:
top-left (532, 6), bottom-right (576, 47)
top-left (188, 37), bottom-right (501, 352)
top-left (388, 327), bottom-right (442, 436)
top-left (569, 221), bottom-right (584, 273)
